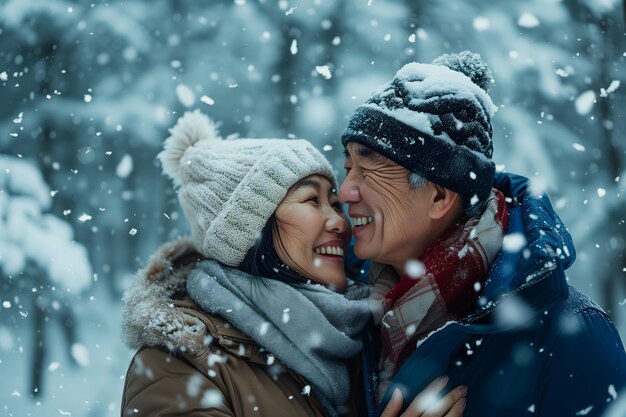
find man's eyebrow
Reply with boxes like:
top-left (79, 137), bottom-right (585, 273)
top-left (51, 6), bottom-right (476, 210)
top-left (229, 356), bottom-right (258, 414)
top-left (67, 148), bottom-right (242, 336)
top-left (344, 144), bottom-right (386, 164)
top-left (357, 146), bottom-right (387, 164)
top-left (344, 145), bottom-right (377, 159)
top-left (357, 146), bottom-right (375, 159)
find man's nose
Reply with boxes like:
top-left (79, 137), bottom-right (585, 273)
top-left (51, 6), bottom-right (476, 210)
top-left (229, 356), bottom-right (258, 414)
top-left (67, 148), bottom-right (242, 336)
top-left (338, 174), bottom-right (360, 204)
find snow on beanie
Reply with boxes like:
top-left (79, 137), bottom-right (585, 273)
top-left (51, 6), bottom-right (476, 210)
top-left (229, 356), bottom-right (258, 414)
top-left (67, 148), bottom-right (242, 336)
top-left (158, 110), bottom-right (336, 266)
top-left (341, 51), bottom-right (497, 204)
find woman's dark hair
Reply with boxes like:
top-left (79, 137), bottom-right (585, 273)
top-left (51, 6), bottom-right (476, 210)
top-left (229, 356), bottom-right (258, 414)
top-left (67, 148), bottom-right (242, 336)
top-left (238, 213), bottom-right (308, 285)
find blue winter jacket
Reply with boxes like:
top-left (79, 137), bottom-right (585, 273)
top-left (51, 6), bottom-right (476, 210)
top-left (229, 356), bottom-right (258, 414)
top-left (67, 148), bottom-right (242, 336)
top-left (361, 173), bottom-right (626, 417)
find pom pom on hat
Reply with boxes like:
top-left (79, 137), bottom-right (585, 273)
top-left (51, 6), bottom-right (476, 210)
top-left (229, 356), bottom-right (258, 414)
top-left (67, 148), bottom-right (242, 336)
top-left (432, 50), bottom-right (493, 92)
top-left (158, 110), bottom-right (221, 185)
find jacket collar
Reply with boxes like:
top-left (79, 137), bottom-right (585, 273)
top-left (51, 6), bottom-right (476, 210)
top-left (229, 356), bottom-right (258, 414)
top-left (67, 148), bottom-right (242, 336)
top-left (464, 173), bottom-right (575, 325)
top-left (121, 238), bottom-right (268, 364)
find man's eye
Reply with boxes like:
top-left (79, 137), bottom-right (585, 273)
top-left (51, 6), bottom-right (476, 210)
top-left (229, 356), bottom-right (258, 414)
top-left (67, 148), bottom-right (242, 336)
top-left (344, 166), bottom-right (352, 173)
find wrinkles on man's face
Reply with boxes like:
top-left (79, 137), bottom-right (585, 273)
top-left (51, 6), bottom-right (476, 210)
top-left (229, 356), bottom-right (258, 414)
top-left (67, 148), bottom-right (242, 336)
top-left (362, 159), bottom-right (418, 253)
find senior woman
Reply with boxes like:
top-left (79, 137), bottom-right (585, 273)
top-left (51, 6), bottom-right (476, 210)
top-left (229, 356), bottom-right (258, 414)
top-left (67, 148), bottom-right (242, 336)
top-left (120, 111), bottom-right (467, 417)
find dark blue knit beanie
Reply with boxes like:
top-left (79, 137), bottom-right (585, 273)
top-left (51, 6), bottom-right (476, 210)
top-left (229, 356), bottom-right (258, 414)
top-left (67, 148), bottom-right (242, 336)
top-left (341, 51), bottom-right (497, 204)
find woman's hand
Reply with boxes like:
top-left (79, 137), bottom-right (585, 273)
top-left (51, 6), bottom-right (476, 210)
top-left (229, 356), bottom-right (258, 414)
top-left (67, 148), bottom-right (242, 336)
top-left (380, 376), bottom-right (467, 417)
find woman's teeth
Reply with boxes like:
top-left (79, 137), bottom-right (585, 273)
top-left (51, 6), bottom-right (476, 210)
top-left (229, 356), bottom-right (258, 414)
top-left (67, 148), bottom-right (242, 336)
top-left (314, 246), bottom-right (344, 256)
top-left (352, 216), bottom-right (373, 226)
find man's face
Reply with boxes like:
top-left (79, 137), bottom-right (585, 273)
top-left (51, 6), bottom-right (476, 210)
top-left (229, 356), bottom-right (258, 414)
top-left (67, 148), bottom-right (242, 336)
top-left (338, 143), bottom-right (435, 270)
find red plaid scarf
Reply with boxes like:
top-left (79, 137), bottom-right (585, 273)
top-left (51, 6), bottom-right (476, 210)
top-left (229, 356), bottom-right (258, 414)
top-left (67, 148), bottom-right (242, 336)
top-left (371, 189), bottom-right (509, 400)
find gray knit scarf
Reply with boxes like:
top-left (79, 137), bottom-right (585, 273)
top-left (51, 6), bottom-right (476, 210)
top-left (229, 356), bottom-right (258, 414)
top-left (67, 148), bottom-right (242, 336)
top-left (187, 260), bottom-right (371, 417)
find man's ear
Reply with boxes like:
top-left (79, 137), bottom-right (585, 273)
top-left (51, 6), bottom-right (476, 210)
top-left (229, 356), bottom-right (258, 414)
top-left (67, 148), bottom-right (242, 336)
top-left (428, 183), bottom-right (462, 220)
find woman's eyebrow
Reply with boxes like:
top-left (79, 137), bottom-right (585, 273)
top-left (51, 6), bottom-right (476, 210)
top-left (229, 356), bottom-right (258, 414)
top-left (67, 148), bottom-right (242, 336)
top-left (295, 179), bottom-right (321, 191)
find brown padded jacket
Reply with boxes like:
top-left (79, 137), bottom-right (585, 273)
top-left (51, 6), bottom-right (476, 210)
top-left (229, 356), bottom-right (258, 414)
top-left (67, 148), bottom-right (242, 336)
top-left (120, 239), bottom-right (364, 417)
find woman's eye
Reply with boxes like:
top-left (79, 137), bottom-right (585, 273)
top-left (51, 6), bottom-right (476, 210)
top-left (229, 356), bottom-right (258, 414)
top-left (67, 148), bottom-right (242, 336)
top-left (306, 196), bottom-right (319, 205)
top-left (331, 201), bottom-right (343, 211)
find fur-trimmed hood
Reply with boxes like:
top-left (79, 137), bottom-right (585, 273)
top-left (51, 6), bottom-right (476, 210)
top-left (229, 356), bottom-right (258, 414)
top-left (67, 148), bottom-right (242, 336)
top-left (121, 238), bottom-right (255, 358)
top-left (121, 238), bottom-right (206, 353)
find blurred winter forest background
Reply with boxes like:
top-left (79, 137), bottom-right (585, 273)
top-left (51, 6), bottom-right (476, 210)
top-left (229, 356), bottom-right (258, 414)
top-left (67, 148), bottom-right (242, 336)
top-left (0, 0), bottom-right (625, 415)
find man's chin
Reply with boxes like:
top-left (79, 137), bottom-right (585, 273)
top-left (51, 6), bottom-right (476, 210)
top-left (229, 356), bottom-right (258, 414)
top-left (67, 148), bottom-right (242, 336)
top-left (354, 243), bottom-right (378, 262)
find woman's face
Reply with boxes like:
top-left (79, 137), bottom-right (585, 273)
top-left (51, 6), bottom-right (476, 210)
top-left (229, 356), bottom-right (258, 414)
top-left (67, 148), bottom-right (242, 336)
top-left (274, 174), bottom-right (351, 291)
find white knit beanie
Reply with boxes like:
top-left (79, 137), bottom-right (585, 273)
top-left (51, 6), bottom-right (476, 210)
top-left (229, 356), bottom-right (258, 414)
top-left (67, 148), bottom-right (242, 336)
top-left (158, 110), bottom-right (336, 267)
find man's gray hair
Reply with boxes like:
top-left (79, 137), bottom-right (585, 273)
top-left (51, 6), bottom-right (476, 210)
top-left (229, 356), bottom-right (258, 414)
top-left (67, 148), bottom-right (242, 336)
top-left (408, 172), bottom-right (428, 189)
top-left (407, 172), bottom-right (485, 217)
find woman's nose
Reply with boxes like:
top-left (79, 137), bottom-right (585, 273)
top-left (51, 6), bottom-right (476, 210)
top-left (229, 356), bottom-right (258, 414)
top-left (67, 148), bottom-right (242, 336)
top-left (326, 210), bottom-right (348, 233)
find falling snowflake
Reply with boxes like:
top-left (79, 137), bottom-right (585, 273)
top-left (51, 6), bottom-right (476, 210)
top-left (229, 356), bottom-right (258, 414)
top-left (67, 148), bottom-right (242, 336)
top-left (575, 90), bottom-right (596, 115)
top-left (405, 259), bottom-right (425, 278)
top-left (473, 17), bottom-right (491, 31)
top-left (201, 389), bottom-right (223, 407)
top-left (71, 343), bottom-right (90, 367)
top-left (575, 405), bottom-right (593, 416)
top-left (187, 374), bottom-right (203, 397)
top-left (315, 65), bottom-right (332, 80)
top-left (200, 95), bottom-right (215, 105)
top-left (518, 12), bottom-right (540, 28)
top-left (78, 213), bottom-right (92, 222)
top-left (116, 154), bottom-right (133, 178)
top-left (503, 233), bottom-right (527, 252)
top-left (555, 68), bottom-right (569, 77)
top-left (176, 84), bottom-right (195, 107)
top-left (600, 80), bottom-right (620, 97)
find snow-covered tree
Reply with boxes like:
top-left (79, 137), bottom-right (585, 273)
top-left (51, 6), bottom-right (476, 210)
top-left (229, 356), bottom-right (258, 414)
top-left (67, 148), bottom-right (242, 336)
top-left (0, 155), bottom-right (91, 291)
top-left (0, 155), bottom-right (92, 396)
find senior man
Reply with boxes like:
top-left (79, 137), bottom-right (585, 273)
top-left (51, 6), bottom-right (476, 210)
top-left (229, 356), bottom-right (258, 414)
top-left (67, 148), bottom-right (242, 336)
top-left (339, 51), bottom-right (626, 417)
